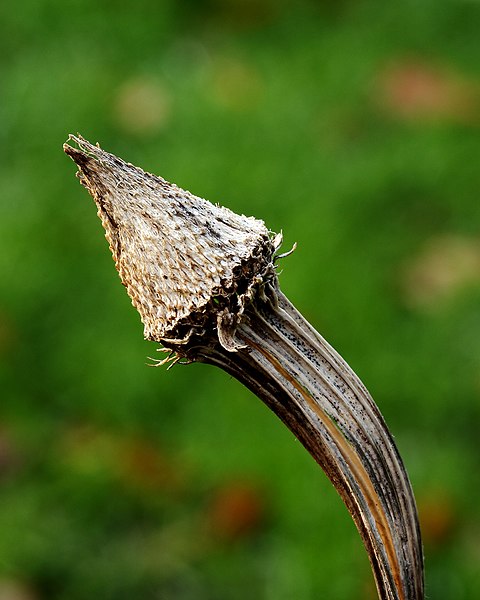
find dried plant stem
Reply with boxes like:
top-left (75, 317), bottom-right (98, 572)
top-left (200, 291), bottom-right (422, 600)
top-left (64, 135), bottom-right (424, 600)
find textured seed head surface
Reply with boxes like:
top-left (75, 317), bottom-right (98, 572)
top-left (64, 135), bottom-right (277, 350)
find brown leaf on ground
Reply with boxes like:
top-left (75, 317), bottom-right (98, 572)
top-left (418, 491), bottom-right (457, 547)
top-left (400, 235), bottom-right (480, 311)
top-left (117, 437), bottom-right (183, 494)
top-left (205, 480), bottom-right (266, 541)
top-left (376, 60), bottom-right (479, 124)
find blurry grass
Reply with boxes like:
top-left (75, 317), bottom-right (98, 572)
top-left (1, 1), bottom-right (480, 598)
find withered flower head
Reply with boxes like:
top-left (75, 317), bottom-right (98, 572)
top-left (64, 134), bottom-right (279, 352)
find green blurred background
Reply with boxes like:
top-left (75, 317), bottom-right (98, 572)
top-left (1, 1), bottom-right (479, 598)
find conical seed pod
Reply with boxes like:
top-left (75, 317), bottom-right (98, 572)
top-left (64, 136), bottom-right (424, 600)
top-left (64, 135), bottom-right (279, 352)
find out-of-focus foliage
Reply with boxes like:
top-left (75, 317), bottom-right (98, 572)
top-left (1, 1), bottom-right (479, 598)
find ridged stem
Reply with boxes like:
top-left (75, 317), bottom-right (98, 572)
top-left (198, 289), bottom-right (424, 600)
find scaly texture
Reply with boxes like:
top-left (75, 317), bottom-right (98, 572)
top-left (64, 134), bottom-right (278, 351)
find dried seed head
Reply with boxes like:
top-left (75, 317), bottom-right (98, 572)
top-left (64, 135), bottom-right (278, 353)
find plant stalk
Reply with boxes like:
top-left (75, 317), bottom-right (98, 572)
top-left (198, 289), bottom-right (423, 600)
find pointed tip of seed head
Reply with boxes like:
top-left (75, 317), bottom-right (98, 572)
top-left (63, 133), bottom-right (90, 160)
top-left (64, 134), bottom-right (120, 175)
top-left (63, 134), bottom-right (110, 187)
top-left (64, 133), bottom-right (99, 155)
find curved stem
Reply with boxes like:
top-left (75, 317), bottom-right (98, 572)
top-left (199, 289), bottom-right (424, 600)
